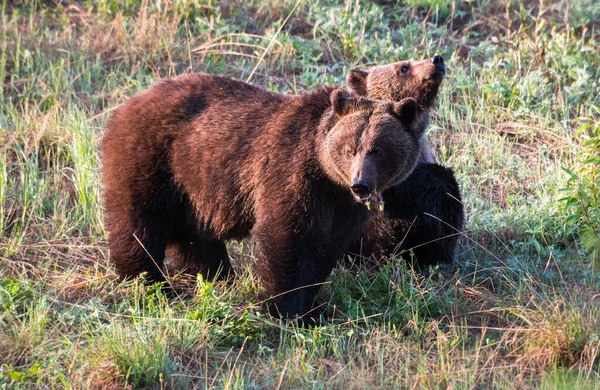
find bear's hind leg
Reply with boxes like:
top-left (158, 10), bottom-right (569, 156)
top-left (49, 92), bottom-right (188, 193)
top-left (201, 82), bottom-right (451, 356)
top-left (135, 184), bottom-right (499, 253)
top-left (166, 230), bottom-right (233, 281)
top-left (106, 213), bottom-right (169, 282)
top-left (199, 238), bottom-right (234, 280)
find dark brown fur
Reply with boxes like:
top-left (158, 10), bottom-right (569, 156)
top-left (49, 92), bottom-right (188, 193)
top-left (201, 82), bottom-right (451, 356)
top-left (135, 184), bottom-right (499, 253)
top-left (346, 57), bottom-right (465, 267)
top-left (102, 74), bottom-right (424, 320)
top-left (354, 164), bottom-right (464, 267)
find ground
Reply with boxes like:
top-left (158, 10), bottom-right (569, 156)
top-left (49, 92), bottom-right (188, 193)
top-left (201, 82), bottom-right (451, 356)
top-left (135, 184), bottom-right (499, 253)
top-left (1, 0), bottom-right (600, 388)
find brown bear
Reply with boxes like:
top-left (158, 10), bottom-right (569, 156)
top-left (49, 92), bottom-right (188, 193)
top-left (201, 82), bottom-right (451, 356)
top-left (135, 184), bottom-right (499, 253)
top-left (347, 55), bottom-right (445, 165)
top-left (346, 56), bottom-right (465, 267)
top-left (101, 74), bottom-right (424, 321)
top-left (355, 164), bottom-right (464, 267)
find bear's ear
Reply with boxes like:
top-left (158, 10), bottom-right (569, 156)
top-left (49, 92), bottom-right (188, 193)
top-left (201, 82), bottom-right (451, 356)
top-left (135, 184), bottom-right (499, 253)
top-left (391, 97), bottom-right (418, 128)
top-left (346, 69), bottom-right (369, 96)
top-left (331, 88), bottom-right (358, 116)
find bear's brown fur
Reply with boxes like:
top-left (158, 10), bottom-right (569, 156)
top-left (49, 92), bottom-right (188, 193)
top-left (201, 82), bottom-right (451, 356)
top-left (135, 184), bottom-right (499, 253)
top-left (101, 74), bottom-right (424, 320)
top-left (347, 56), bottom-right (445, 164)
top-left (346, 56), bottom-right (465, 267)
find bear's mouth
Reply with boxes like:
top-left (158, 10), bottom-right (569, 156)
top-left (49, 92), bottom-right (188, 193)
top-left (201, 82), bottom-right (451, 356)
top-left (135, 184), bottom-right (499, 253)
top-left (426, 69), bottom-right (445, 82)
top-left (354, 190), bottom-right (385, 211)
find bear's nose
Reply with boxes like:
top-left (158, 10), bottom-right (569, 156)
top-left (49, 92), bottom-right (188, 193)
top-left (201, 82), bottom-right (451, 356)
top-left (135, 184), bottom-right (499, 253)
top-left (351, 179), bottom-right (370, 198)
top-left (431, 55), bottom-right (445, 70)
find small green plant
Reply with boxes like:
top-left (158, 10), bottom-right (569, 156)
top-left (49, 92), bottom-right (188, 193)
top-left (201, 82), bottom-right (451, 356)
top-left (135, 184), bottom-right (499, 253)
top-left (405, 0), bottom-right (454, 20)
top-left (0, 276), bottom-right (34, 314)
top-left (4, 361), bottom-right (43, 384)
top-left (189, 275), bottom-right (263, 346)
top-left (561, 105), bottom-right (600, 261)
top-left (326, 259), bottom-right (446, 332)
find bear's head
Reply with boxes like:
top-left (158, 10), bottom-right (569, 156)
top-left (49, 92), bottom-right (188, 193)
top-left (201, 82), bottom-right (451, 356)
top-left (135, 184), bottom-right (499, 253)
top-left (346, 56), bottom-right (445, 111)
top-left (319, 89), bottom-right (423, 206)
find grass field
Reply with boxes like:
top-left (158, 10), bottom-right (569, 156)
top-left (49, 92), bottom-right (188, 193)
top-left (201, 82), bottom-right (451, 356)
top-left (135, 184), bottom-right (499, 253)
top-left (1, 0), bottom-right (600, 388)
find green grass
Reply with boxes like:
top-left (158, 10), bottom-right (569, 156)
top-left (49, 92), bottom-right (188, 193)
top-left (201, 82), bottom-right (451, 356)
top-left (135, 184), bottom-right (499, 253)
top-left (1, 0), bottom-right (600, 388)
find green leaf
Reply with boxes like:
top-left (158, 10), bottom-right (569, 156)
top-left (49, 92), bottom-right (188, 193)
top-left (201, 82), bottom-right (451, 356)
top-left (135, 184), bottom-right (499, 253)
top-left (8, 371), bottom-right (23, 381)
top-left (574, 123), bottom-right (591, 136)
top-left (561, 167), bottom-right (577, 179)
top-left (565, 214), bottom-right (579, 224)
top-left (564, 198), bottom-right (581, 208)
top-left (533, 239), bottom-right (542, 255)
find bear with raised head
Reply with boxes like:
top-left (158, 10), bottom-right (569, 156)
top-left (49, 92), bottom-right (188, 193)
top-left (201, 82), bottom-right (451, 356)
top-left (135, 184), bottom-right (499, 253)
top-left (347, 55), bottom-right (446, 164)
top-left (347, 56), bottom-right (465, 267)
top-left (102, 74), bottom-right (424, 320)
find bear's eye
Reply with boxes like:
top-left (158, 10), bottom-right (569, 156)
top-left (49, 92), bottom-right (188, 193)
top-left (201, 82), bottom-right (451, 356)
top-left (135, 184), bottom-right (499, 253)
top-left (368, 148), bottom-right (381, 156)
top-left (400, 65), bottom-right (410, 73)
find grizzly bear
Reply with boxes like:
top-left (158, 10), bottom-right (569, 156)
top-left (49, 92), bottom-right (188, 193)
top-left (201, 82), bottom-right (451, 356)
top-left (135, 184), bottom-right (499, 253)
top-left (101, 74), bottom-right (424, 320)
top-left (347, 55), bottom-right (445, 164)
top-left (355, 164), bottom-right (464, 266)
top-left (346, 56), bottom-right (465, 266)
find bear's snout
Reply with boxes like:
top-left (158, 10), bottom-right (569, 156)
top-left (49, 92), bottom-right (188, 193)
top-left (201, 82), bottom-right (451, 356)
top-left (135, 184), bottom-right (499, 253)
top-left (431, 55), bottom-right (445, 76)
top-left (350, 178), bottom-right (371, 200)
top-left (349, 154), bottom-right (379, 203)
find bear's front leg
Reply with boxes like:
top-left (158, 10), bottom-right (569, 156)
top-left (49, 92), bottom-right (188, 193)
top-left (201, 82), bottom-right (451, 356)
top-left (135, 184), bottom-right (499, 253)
top-left (251, 217), bottom-right (335, 323)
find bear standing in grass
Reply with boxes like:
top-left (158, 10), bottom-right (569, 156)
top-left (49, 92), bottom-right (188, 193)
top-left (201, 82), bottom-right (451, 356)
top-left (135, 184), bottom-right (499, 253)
top-left (102, 74), bottom-right (424, 320)
top-left (347, 56), bottom-right (465, 266)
